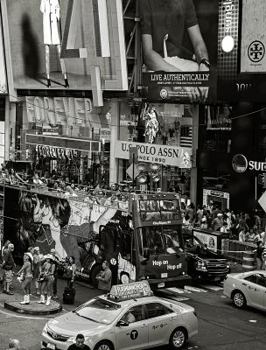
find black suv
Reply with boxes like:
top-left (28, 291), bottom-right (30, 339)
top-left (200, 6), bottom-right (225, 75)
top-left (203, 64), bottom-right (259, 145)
top-left (184, 235), bottom-right (230, 282)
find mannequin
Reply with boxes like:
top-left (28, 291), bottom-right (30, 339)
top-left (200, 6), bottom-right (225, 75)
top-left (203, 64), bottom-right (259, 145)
top-left (40, 0), bottom-right (69, 87)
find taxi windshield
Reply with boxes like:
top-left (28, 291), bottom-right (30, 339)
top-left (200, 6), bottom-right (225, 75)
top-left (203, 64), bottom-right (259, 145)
top-left (74, 298), bottom-right (122, 325)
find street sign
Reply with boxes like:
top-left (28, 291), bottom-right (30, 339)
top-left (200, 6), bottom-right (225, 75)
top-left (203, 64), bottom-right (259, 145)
top-left (126, 163), bottom-right (139, 179)
top-left (258, 190), bottom-right (266, 212)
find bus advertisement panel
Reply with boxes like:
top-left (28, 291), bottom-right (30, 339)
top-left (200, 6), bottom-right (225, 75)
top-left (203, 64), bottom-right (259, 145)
top-left (3, 186), bottom-right (188, 288)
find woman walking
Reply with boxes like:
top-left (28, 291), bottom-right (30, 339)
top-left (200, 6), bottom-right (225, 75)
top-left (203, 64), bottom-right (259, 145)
top-left (17, 253), bottom-right (33, 305)
top-left (32, 247), bottom-right (42, 295)
top-left (38, 254), bottom-right (55, 306)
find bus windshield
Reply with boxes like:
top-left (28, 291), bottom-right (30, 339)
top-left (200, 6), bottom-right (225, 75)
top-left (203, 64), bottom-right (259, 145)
top-left (137, 225), bottom-right (183, 257)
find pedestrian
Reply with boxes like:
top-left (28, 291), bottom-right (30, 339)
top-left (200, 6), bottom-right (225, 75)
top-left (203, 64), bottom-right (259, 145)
top-left (254, 241), bottom-right (264, 270)
top-left (64, 256), bottom-right (76, 288)
top-left (1, 243), bottom-right (15, 295)
top-left (17, 253), bottom-right (33, 305)
top-left (32, 247), bottom-right (42, 295)
top-left (67, 334), bottom-right (90, 350)
top-left (212, 213), bottom-right (224, 232)
top-left (96, 260), bottom-right (112, 292)
top-left (7, 338), bottom-right (21, 350)
top-left (38, 254), bottom-right (55, 306)
top-left (50, 248), bottom-right (60, 299)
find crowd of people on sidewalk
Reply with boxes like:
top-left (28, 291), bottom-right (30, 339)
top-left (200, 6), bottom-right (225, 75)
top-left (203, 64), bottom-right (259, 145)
top-left (0, 242), bottom-right (78, 306)
top-left (0, 240), bottom-right (113, 306)
top-left (182, 201), bottom-right (265, 244)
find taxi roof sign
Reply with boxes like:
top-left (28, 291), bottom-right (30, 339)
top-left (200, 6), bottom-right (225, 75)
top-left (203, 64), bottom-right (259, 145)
top-left (108, 281), bottom-right (153, 302)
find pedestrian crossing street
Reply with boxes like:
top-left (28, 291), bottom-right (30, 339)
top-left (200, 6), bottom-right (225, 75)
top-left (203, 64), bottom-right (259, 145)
top-left (160, 283), bottom-right (224, 301)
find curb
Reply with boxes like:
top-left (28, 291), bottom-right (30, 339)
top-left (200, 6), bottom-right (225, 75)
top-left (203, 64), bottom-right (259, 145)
top-left (4, 300), bottom-right (62, 316)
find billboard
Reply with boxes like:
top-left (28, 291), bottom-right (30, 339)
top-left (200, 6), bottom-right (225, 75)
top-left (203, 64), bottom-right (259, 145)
top-left (140, 0), bottom-right (219, 104)
top-left (217, 0), bottom-right (266, 102)
top-left (5, 0), bottom-right (127, 92)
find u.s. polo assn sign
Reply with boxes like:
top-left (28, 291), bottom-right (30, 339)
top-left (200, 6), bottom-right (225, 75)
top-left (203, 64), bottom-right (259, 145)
top-left (114, 141), bottom-right (192, 168)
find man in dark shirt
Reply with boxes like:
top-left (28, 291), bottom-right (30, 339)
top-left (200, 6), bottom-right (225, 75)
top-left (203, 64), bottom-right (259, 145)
top-left (1, 243), bottom-right (15, 295)
top-left (139, 0), bottom-right (209, 71)
top-left (67, 334), bottom-right (90, 350)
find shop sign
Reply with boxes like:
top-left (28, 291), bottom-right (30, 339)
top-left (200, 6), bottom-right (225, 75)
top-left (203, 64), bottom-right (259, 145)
top-left (114, 141), bottom-right (192, 168)
top-left (193, 229), bottom-right (218, 252)
top-left (232, 154), bottom-right (266, 173)
top-left (26, 96), bottom-right (93, 126)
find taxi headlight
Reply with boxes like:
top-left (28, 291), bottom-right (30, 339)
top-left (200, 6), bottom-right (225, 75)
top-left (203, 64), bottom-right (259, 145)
top-left (43, 322), bottom-right (49, 333)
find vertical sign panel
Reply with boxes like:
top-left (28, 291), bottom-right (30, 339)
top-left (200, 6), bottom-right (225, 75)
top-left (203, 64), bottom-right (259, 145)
top-left (240, 0), bottom-right (266, 73)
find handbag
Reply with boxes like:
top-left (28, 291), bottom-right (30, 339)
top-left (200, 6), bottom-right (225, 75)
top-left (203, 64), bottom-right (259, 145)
top-left (38, 273), bottom-right (47, 283)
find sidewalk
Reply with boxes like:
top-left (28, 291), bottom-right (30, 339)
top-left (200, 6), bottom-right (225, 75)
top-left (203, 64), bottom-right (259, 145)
top-left (0, 273), bottom-right (102, 314)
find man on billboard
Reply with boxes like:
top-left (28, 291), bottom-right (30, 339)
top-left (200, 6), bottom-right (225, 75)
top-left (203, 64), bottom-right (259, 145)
top-left (40, 0), bottom-right (69, 88)
top-left (139, 0), bottom-right (212, 103)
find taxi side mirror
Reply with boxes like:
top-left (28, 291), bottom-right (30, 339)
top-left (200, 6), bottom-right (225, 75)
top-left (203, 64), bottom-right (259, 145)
top-left (117, 320), bottom-right (129, 327)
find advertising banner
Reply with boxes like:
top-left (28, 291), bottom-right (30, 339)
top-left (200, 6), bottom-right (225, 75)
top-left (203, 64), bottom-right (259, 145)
top-left (140, 0), bottom-right (219, 104)
top-left (3, 186), bottom-right (134, 280)
top-left (5, 0), bottom-right (127, 91)
top-left (193, 229), bottom-right (218, 252)
top-left (114, 140), bottom-right (192, 168)
top-left (240, 0), bottom-right (266, 73)
top-left (217, 0), bottom-right (266, 102)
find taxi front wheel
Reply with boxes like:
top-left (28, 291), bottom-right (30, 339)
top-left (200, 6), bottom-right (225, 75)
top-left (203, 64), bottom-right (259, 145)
top-left (232, 290), bottom-right (246, 309)
top-left (94, 340), bottom-right (114, 350)
top-left (169, 327), bottom-right (188, 349)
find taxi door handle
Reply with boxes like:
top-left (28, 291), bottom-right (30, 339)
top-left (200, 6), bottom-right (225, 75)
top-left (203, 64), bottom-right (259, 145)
top-left (242, 283), bottom-right (247, 286)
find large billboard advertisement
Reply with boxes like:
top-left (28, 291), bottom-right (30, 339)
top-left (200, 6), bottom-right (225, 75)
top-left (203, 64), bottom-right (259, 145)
top-left (140, 0), bottom-right (219, 104)
top-left (217, 0), bottom-right (266, 102)
top-left (5, 0), bottom-right (127, 91)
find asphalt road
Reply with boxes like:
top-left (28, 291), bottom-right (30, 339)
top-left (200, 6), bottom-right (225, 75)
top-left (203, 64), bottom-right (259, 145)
top-left (0, 279), bottom-right (266, 350)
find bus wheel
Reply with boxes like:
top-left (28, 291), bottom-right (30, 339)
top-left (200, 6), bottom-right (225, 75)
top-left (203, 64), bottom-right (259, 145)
top-left (120, 273), bottom-right (130, 284)
top-left (90, 264), bottom-right (102, 288)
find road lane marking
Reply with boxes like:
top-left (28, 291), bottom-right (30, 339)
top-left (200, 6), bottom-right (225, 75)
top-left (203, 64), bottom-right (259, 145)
top-left (166, 287), bottom-right (188, 294)
top-left (198, 285), bottom-right (223, 291)
top-left (184, 285), bottom-right (207, 293)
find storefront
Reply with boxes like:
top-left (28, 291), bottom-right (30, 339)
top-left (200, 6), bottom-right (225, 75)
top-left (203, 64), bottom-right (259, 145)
top-left (14, 96), bottom-right (115, 186)
top-left (111, 101), bottom-right (197, 198)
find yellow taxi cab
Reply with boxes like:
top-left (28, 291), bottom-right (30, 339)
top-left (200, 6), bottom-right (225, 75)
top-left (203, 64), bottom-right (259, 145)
top-left (223, 270), bottom-right (266, 310)
top-left (41, 281), bottom-right (198, 350)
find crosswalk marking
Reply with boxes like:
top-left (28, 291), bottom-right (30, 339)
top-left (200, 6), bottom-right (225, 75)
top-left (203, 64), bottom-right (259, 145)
top-left (184, 285), bottom-right (208, 293)
top-left (166, 287), bottom-right (190, 294)
top-left (199, 284), bottom-right (223, 292)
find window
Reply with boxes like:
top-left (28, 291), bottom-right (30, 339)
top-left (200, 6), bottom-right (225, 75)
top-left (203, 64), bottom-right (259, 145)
top-left (145, 303), bottom-right (173, 319)
top-left (245, 274), bottom-right (266, 287)
top-left (121, 305), bottom-right (146, 324)
top-left (137, 225), bottom-right (183, 257)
